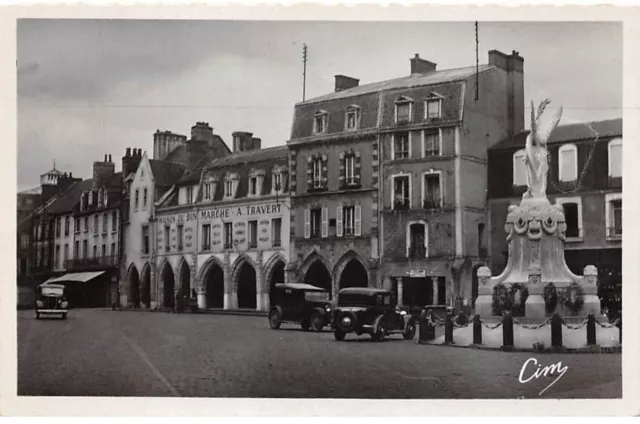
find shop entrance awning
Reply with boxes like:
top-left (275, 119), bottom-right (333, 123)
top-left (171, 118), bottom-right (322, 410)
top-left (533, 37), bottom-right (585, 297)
top-left (43, 271), bottom-right (106, 284)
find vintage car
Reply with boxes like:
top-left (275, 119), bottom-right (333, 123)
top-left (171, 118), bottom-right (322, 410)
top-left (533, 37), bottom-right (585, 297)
top-left (35, 283), bottom-right (68, 320)
top-left (268, 283), bottom-right (332, 332)
top-left (332, 287), bottom-right (416, 341)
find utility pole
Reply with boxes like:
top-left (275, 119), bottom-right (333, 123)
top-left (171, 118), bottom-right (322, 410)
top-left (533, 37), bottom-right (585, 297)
top-left (302, 43), bottom-right (308, 102)
top-left (475, 21), bottom-right (479, 101)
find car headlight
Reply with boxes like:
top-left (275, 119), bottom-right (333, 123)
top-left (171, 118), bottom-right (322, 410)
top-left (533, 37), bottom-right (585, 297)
top-left (325, 305), bottom-right (331, 312)
top-left (61, 301), bottom-right (68, 308)
top-left (341, 316), bottom-right (352, 326)
top-left (36, 300), bottom-right (43, 307)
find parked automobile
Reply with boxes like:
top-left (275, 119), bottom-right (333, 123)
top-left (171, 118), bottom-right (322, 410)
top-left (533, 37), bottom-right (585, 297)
top-left (35, 283), bottom-right (68, 320)
top-left (268, 283), bottom-right (332, 332)
top-left (331, 287), bottom-right (416, 341)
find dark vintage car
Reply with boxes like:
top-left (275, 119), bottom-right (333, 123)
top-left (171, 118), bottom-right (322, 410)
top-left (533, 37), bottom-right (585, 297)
top-left (268, 283), bottom-right (332, 332)
top-left (35, 283), bottom-right (68, 320)
top-left (332, 287), bottom-right (416, 341)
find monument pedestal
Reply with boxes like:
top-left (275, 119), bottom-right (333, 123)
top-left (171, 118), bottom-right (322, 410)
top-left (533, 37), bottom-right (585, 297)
top-left (477, 197), bottom-right (601, 319)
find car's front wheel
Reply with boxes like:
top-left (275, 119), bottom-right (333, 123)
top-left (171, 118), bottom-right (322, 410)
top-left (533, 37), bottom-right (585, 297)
top-left (269, 309), bottom-right (282, 329)
top-left (310, 312), bottom-right (324, 332)
top-left (334, 329), bottom-right (346, 341)
top-left (403, 321), bottom-right (416, 340)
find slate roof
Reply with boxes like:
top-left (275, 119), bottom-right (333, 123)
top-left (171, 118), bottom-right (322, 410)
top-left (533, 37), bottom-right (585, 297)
top-left (149, 160), bottom-right (186, 187)
top-left (491, 118), bottom-right (622, 151)
top-left (159, 146), bottom-right (288, 207)
top-left (299, 64), bottom-right (494, 105)
top-left (163, 136), bottom-right (231, 165)
top-left (46, 178), bottom-right (94, 214)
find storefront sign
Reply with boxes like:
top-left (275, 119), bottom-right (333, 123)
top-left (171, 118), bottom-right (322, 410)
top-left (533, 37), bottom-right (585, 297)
top-left (200, 203), bottom-right (282, 221)
top-left (409, 269), bottom-right (426, 278)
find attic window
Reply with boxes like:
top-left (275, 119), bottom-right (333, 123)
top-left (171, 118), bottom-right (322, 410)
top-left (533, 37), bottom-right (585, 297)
top-left (98, 188), bottom-right (104, 207)
top-left (103, 189), bottom-right (108, 207)
top-left (223, 173), bottom-right (239, 200)
top-left (425, 95), bottom-right (443, 120)
top-left (88, 191), bottom-right (93, 206)
top-left (395, 97), bottom-right (413, 123)
top-left (80, 193), bottom-right (85, 211)
top-left (314, 111), bottom-right (328, 135)
top-left (249, 177), bottom-right (258, 196)
top-left (346, 106), bottom-right (361, 131)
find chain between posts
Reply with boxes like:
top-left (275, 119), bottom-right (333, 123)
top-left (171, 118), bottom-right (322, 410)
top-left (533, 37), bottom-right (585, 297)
top-left (595, 318), bottom-right (620, 328)
top-left (478, 317), bottom-right (503, 330)
top-left (561, 318), bottom-right (589, 330)
top-left (512, 316), bottom-right (552, 330)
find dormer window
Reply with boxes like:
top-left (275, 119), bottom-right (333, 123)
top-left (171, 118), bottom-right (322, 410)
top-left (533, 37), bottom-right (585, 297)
top-left (186, 186), bottom-right (193, 204)
top-left (248, 169), bottom-right (265, 197)
top-left (345, 106), bottom-right (361, 131)
top-left (395, 97), bottom-right (413, 123)
top-left (314, 110), bottom-right (328, 135)
top-left (424, 93), bottom-right (443, 120)
top-left (202, 175), bottom-right (218, 202)
top-left (272, 165), bottom-right (288, 194)
top-left (103, 188), bottom-right (108, 207)
top-left (223, 173), bottom-right (239, 199)
top-left (88, 191), bottom-right (93, 207)
top-left (80, 193), bottom-right (85, 211)
top-left (249, 177), bottom-right (257, 196)
top-left (98, 188), bottom-right (104, 207)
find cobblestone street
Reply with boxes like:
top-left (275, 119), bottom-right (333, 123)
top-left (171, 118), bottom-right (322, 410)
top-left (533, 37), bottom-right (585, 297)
top-left (17, 309), bottom-right (621, 399)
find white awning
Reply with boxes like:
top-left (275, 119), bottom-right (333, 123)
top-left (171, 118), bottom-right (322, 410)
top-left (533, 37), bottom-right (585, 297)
top-left (42, 271), bottom-right (106, 284)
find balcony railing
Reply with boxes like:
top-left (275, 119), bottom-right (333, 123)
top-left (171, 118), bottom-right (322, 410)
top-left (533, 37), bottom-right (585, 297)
top-left (408, 243), bottom-right (427, 259)
top-left (393, 199), bottom-right (411, 211)
top-left (66, 255), bottom-right (118, 270)
top-left (607, 226), bottom-right (622, 239)
top-left (423, 197), bottom-right (442, 210)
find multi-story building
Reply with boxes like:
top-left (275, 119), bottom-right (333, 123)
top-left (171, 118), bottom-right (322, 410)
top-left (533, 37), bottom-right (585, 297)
top-left (287, 49), bottom-right (525, 312)
top-left (149, 135), bottom-right (290, 311)
top-left (487, 118), bottom-right (622, 317)
top-left (37, 155), bottom-right (124, 307)
top-left (121, 122), bottom-right (231, 308)
top-left (380, 50), bottom-right (525, 313)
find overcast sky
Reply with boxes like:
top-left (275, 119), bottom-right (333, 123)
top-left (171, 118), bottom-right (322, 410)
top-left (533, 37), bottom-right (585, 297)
top-left (17, 20), bottom-right (621, 191)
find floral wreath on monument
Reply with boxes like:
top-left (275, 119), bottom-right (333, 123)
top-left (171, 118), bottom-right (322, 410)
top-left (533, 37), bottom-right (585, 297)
top-left (558, 282), bottom-right (585, 313)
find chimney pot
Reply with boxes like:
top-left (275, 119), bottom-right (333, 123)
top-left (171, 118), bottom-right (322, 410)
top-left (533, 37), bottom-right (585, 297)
top-left (126, 147), bottom-right (131, 157)
top-left (108, 154), bottom-right (112, 162)
top-left (104, 154), bottom-right (107, 162)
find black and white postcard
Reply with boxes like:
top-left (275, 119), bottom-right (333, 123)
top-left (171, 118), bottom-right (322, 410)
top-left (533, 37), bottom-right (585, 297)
top-left (2, 3), bottom-right (639, 417)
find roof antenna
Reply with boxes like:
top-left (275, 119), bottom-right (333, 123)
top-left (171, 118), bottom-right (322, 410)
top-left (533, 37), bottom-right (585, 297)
top-left (302, 43), bottom-right (308, 102)
top-left (475, 21), bottom-right (480, 101)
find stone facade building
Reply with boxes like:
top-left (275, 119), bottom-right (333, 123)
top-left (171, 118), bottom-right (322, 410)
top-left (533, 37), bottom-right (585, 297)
top-left (121, 122), bottom-right (231, 309)
top-left (487, 118), bottom-right (622, 317)
top-left (151, 138), bottom-right (290, 312)
top-left (287, 49), bottom-right (526, 312)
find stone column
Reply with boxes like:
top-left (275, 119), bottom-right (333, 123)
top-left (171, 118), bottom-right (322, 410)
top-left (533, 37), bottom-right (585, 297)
top-left (474, 266), bottom-right (493, 316)
top-left (525, 266), bottom-right (545, 317)
top-left (223, 255), bottom-right (235, 309)
top-left (432, 276), bottom-right (439, 306)
top-left (149, 264), bottom-right (157, 309)
top-left (397, 277), bottom-right (404, 306)
top-left (256, 267), bottom-right (266, 312)
top-left (197, 289), bottom-right (206, 309)
top-left (582, 265), bottom-right (602, 316)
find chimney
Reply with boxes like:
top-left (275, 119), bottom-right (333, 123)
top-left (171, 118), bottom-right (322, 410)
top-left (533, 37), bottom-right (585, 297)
top-left (122, 147), bottom-right (143, 177)
top-left (251, 137), bottom-right (262, 150)
top-left (334, 75), bottom-right (360, 92)
top-left (410, 54), bottom-right (437, 75)
top-left (108, 154), bottom-right (112, 162)
top-left (488, 49), bottom-right (525, 136)
top-left (93, 154), bottom-right (115, 189)
top-left (191, 122), bottom-right (215, 143)
top-left (153, 130), bottom-right (187, 161)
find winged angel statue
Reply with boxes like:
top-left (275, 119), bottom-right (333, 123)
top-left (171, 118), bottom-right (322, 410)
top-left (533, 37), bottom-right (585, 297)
top-left (523, 99), bottom-right (563, 199)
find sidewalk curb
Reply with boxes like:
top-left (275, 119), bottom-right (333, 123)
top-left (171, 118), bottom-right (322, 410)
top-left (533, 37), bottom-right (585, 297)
top-left (113, 307), bottom-right (267, 318)
top-left (417, 340), bottom-right (621, 354)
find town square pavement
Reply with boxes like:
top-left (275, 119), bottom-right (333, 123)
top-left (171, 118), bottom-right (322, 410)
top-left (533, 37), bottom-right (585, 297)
top-left (17, 309), bottom-right (621, 399)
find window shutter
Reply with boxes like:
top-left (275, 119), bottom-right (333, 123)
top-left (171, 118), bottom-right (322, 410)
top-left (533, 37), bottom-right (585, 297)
top-left (321, 155), bottom-right (328, 188)
top-left (338, 152), bottom-right (345, 188)
top-left (306, 156), bottom-right (313, 188)
top-left (304, 209), bottom-right (311, 239)
top-left (355, 205), bottom-right (362, 236)
top-left (321, 207), bottom-right (328, 238)
top-left (335, 205), bottom-right (342, 237)
top-left (355, 151), bottom-right (362, 184)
